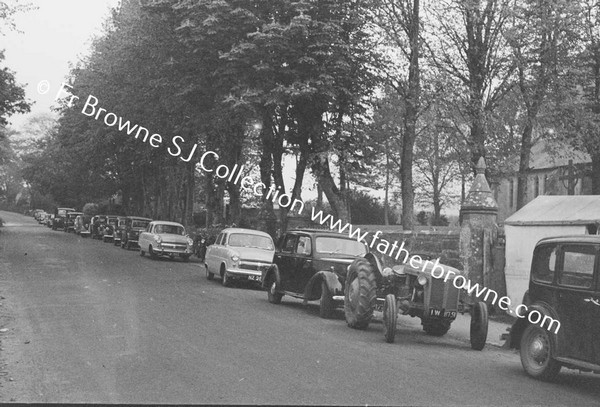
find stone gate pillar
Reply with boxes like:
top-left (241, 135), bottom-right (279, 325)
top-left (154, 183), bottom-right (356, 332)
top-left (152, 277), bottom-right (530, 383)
top-left (460, 157), bottom-right (498, 305)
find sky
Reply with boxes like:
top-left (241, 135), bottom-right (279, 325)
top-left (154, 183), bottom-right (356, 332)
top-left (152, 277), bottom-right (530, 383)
top-left (2, 0), bottom-right (120, 129)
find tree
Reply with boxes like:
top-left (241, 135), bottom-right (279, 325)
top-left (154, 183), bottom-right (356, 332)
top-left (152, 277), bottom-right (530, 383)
top-left (506, 0), bottom-right (581, 208)
top-left (428, 0), bottom-right (515, 170)
top-left (374, 0), bottom-right (421, 230)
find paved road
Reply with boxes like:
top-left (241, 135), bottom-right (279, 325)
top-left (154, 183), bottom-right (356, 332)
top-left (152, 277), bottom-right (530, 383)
top-left (0, 211), bottom-right (598, 405)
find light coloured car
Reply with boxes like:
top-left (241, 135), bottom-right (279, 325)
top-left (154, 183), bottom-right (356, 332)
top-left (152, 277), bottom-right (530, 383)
top-left (205, 227), bottom-right (275, 287)
top-left (138, 220), bottom-right (193, 262)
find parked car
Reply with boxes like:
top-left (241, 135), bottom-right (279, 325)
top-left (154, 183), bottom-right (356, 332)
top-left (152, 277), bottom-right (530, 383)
top-left (32, 209), bottom-right (44, 220)
top-left (138, 221), bottom-right (193, 261)
top-left (37, 212), bottom-right (48, 224)
top-left (74, 214), bottom-right (92, 237)
top-left (45, 214), bottom-right (55, 228)
top-left (120, 216), bottom-right (152, 249)
top-left (64, 211), bottom-right (83, 232)
top-left (101, 215), bottom-right (119, 242)
top-left (509, 235), bottom-right (600, 381)
top-left (204, 228), bottom-right (275, 287)
top-left (52, 207), bottom-right (75, 231)
top-left (90, 215), bottom-right (104, 239)
top-left (262, 229), bottom-right (369, 318)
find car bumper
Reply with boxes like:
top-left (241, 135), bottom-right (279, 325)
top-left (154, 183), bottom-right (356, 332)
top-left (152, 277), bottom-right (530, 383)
top-left (154, 246), bottom-right (192, 256)
top-left (225, 268), bottom-right (264, 282)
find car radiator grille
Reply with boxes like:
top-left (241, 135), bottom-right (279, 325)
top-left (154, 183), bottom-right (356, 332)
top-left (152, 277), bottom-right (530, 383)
top-left (161, 243), bottom-right (187, 251)
top-left (428, 278), bottom-right (459, 311)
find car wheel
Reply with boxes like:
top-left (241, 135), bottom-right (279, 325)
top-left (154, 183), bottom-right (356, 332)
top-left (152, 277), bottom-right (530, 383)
top-left (383, 293), bottom-right (397, 343)
top-left (267, 280), bottom-right (283, 304)
top-left (344, 258), bottom-right (376, 329)
top-left (206, 265), bottom-right (214, 280)
top-left (319, 281), bottom-right (335, 319)
top-left (520, 323), bottom-right (561, 381)
top-left (149, 245), bottom-right (157, 260)
top-left (221, 265), bottom-right (232, 287)
top-left (470, 301), bottom-right (488, 350)
top-left (114, 239), bottom-right (119, 246)
top-left (121, 240), bottom-right (125, 249)
top-left (140, 249), bottom-right (145, 257)
top-left (423, 320), bottom-right (451, 336)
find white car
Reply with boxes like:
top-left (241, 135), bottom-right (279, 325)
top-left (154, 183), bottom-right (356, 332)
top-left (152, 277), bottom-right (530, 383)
top-left (138, 221), bottom-right (193, 262)
top-left (204, 227), bottom-right (275, 287)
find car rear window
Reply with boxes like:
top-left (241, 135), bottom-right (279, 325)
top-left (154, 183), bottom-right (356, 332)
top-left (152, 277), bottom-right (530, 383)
top-left (315, 237), bottom-right (368, 256)
top-left (228, 233), bottom-right (274, 250)
top-left (132, 220), bottom-right (149, 228)
top-left (559, 244), bottom-right (596, 289)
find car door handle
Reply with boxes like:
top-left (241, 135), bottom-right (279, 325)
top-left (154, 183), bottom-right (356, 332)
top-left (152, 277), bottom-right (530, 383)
top-left (584, 298), bottom-right (600, 306)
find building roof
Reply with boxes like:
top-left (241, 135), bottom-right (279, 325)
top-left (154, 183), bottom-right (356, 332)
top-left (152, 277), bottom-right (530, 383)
top-left (504, 195), bottom-right (600, 226)
top-left (503, 138), bottom-right (590, 173)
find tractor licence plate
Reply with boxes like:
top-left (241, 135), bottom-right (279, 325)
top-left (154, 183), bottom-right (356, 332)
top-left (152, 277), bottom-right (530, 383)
top-left (248, 275), bottom-right (261, 282)
top-left (429, 308), bottom-right (457, 318)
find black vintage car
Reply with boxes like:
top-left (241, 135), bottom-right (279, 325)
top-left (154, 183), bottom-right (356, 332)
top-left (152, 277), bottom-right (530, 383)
top-left (52, 207), bottom-right (76, 231)
top-left (262, 229), bottom-right (369, 318)
top-left (120, 216), bottom-right (152, 249)
top-left (64, 211), bottom-right (83, 232)
top-left (509, 235), bottom-right (600, 380)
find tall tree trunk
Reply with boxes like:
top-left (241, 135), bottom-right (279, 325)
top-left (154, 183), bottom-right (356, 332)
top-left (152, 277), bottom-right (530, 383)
top-left (516, 116), bottom-right (534, 209)
top-left (401, 0), bottom-right (420, 231)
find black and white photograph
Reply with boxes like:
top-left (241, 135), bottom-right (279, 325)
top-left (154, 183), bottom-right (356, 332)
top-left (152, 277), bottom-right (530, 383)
top-left (0, 0), bottom-right (600, 404)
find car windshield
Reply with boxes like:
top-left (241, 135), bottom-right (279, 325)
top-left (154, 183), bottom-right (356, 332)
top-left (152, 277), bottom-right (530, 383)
top-left (228, 233), bottom-right (274, 250)
top-left (132, 220), bottom-right (150, 228)
top-left (154, 224), bottom-right (185, 235)
top-left (315, 237), bottom-right (368, 256)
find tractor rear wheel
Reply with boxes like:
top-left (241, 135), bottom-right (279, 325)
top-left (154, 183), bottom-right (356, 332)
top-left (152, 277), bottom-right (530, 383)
top-left (470, 301), bottom-right (489, 350)
top-left (344, 258), bottom-right (376, 329)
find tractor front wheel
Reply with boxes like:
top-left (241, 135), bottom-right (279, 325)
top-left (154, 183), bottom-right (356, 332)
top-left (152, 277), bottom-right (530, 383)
top-left (344, 258), bottom-right (376, 330)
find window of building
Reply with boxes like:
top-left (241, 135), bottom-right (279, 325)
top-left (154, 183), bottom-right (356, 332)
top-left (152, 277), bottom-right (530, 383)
top-left (509, 179), bottom-right (514, 208)
top-left (534, 176), bottom-right (540, 198)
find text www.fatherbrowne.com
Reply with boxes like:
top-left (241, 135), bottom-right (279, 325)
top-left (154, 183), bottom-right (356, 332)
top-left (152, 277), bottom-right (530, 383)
top-left (309, 207), bottom-right (561, 335)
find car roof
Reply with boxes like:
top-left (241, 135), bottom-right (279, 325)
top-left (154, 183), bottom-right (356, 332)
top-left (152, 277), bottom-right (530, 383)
top-left (287, 228), bottom-right (363, 238)
top-left (537, 235), bottom-right (600, 246)
top-left (151, 220), bottom-right (185, 227)
top-left (126, 216), bottom-right (152, 221)
top-left (69, 212), bottom-right (83, 215)
top-left (220, 228), bottom-right (272, 237)
top-left (57, 207), bottom-right (76, 210)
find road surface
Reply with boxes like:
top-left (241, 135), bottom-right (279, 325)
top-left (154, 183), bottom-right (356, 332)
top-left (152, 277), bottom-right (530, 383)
top-left (0, 211), bottom-right (598, 405)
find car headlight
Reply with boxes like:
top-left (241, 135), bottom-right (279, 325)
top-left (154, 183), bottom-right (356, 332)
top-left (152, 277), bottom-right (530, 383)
top-left (417, 275), bottom-right (428, 286)
top-left (154, 236), bottom-right (162, 243)
top-left (231, 255), bottom-right (240, 262)
top-left (187, 237), bottom-right (194, 246)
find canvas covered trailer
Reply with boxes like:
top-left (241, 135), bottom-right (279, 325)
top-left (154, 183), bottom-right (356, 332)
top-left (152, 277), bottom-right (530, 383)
top-left (504, 195), bottom-right (600, 309)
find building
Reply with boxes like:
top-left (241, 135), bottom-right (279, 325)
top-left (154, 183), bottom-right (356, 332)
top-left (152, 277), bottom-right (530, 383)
top-left (493, 139), bottom-right (592, 222)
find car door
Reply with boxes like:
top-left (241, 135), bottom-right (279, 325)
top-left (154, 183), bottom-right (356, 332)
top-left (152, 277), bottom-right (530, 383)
top-left (139, 222), bottom-right (153, 251)
top-left (275, 234), bottom-right (298, 292)
top-left (292, 234), bottom-right (315, 293)
top-left (206, 233), bottom-right (223, 273)
top-left (555, 243), bottom-right (598, 362)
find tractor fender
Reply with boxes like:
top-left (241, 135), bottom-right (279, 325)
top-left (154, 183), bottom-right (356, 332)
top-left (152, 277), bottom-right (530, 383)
top-left (262, 264), bottom-right (281, 289)
top-left (508, 300), bottom-right (559, 349)
top-left (364, 252), bottom-right (383, 279)
top-left (304, 271), bottom-right (342, 302)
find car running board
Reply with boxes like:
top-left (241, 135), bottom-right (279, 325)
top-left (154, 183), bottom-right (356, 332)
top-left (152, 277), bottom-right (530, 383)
top-left (554, 357), bottom-right (600, 373)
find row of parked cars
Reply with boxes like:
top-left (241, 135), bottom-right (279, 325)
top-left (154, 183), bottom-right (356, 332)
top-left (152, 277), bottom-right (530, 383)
top-left (201, 226), bottom-right (600, 382)
top-left (33, 207), bottom-right (194, 261)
